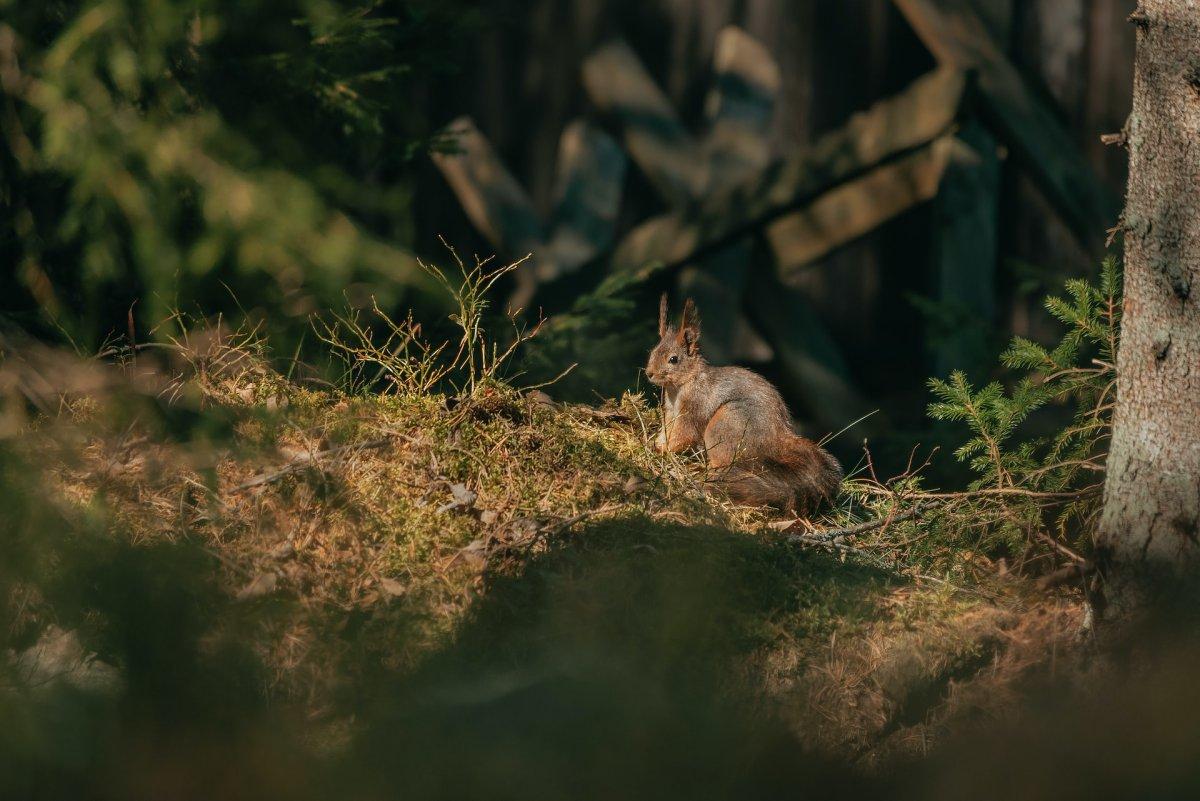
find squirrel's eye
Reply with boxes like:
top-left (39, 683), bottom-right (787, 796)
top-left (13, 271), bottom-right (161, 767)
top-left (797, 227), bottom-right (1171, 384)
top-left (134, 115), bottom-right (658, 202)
top-left (668, 355), bottom-right (679, 364)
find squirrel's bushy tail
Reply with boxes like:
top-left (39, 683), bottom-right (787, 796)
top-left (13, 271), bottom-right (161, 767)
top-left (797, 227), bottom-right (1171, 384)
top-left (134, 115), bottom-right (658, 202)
top-left (707, 435), bottom-right (842, 516)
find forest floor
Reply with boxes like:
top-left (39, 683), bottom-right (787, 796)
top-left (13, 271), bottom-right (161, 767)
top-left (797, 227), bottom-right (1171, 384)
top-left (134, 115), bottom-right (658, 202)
top-left (3, 335), bottom-right (1092, 772)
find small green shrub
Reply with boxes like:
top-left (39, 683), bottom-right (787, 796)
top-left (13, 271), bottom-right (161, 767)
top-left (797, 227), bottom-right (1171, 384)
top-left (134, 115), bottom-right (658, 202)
top-left (922, 257), bottom-right (1120, 561)
top-left (316, 248), bottom-right (540, 397)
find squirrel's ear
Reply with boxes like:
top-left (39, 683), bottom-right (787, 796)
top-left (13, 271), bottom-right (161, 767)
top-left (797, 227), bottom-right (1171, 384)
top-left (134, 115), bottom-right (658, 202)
top-left (658, 293), bottom-right (669, 337)
top-left (680, 298), bottom-right (701, 354)
top-left (682, 326), bottom-right (701, 355)
top-left (681, 298), bottom-right (698, 328)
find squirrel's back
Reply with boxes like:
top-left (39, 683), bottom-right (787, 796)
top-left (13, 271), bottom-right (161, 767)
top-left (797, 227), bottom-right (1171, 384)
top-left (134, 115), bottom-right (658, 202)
top-left (686, 365), bottom-right (794, 434)
top-left (692, 366), bottom-right (842, 515)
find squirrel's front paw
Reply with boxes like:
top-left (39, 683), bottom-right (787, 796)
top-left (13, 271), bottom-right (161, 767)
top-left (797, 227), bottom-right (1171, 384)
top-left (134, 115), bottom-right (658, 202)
top-left (653, 430), bottom-right (667, 453)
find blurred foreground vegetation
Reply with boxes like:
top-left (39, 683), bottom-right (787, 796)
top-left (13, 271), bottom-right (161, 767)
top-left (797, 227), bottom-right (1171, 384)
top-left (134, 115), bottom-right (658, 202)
top-left (1, 0), bottom-right (475, 349)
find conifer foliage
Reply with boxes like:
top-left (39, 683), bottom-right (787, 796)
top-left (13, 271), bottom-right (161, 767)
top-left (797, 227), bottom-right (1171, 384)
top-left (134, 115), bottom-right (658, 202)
top-left (924, 258), bottom-right (1120, 558)
top-left (0, 0), bottom-right (470, 346)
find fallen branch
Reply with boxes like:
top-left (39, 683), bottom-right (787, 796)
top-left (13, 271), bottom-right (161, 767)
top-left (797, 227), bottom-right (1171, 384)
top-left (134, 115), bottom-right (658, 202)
top-left (790, 500), bottom-right (941, 546)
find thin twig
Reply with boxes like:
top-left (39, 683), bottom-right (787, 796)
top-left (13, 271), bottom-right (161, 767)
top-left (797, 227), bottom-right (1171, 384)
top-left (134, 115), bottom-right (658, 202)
top-left (789, 500), bottom-right (941, 545)
top-left (1021, 459), bottom-right (1105, 480)
top-left (789, 535), bottom-right (890, 566)
top-left (1035, 531), bottom-right (1089, 564)
top-left (851, 484), bottom-right (1101, 501)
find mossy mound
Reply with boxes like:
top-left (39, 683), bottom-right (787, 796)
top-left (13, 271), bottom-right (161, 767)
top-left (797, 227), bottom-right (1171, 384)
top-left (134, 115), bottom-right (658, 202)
top-left (1, 341), bottom-right (1083, 782)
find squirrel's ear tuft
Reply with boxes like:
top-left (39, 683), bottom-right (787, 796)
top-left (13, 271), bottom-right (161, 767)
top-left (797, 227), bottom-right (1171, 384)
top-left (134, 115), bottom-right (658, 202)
top-left (658, 293), bottom-right (669, 337)
top-left (680, 298), bottom-right (701, 354)
top-left (681, 298), bottom-right (698, 327)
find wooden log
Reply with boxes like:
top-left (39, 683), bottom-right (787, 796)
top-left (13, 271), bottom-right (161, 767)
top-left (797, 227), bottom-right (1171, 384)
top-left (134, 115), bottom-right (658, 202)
top-left (542, 120), bottom-right (627, 281)
top-left (755, 135), bottom-right (976, 433)
top-left (431, 116), bottom-right (545, 306)
top-left (431, 116), bottom-right (544, 258)
top-left (704, 25), bottom-right (781, 187)
top-left (584, 30), bottom-right (778, 364)
top-left (767, 135), bottom-right (968, 276)
top-left (581, 39), bottom-right (706, 207)
top-left (688, 25), bottom-right (781, 364)
top-left (603, 67), bottom-right (967, 277)
top-left (892, 0), bottom-right (1120, 253)
top-left (433, 117), bottom-right (629, 310)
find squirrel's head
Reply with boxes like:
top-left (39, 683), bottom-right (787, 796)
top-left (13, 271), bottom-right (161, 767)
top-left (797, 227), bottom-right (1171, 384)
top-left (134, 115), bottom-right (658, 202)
top-left (646, 295), bottom-right (703, 387)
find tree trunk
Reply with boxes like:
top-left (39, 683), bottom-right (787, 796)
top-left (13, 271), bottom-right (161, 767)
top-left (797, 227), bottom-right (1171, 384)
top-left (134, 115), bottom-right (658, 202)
top-left (1097, 1), bottom-right (1200, 593)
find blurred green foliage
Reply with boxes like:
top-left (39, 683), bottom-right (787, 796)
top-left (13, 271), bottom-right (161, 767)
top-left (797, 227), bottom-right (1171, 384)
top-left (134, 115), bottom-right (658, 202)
top-left (0, 0), bottom-right (475, 349)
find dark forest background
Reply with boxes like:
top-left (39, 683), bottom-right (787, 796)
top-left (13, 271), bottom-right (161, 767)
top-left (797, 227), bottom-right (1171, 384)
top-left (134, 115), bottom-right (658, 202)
top-left (1, 0), bottom-right (1135, 475)
top-left (418, 0), bottom-right (1135, 471)
top-left (420, 0), bottom-right (1132, 312)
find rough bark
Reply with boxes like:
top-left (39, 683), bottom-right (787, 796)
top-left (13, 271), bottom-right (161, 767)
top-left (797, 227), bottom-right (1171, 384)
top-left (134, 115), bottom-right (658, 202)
top-left (1097, 0), bottom-right (1200, 587)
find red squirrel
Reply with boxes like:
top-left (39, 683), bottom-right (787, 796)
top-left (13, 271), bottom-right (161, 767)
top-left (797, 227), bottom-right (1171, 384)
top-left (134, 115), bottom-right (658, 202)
top-left (646, 295), bottom-right (842, 516)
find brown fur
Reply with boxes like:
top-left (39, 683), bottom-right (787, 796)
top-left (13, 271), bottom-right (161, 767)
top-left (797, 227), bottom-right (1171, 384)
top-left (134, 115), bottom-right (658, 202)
top-left (646, 295), bottom-right (842, 515)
